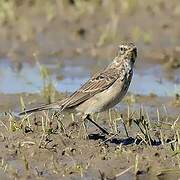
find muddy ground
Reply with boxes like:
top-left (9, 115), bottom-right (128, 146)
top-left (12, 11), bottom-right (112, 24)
top-left (0, 0), bottom-right (180, 179)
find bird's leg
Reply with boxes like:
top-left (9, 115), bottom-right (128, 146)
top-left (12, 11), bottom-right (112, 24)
top-left (85, 114), bottom-right (110, 135)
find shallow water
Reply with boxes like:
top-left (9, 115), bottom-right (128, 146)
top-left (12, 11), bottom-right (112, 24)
top-left (0, 58), bottom-right (179, 96)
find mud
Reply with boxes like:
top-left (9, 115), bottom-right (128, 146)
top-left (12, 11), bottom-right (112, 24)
top-left (0, 92), bottom-right (180, 179)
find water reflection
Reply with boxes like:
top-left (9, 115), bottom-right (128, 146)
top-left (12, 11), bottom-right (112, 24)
top-left (0, 58), bottom-right (179, 96)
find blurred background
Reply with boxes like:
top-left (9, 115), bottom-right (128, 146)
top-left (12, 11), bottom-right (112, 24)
top-left (0, 2), bottom-right (180, 179)
top-left (0, 0), bottom-right (179, 108)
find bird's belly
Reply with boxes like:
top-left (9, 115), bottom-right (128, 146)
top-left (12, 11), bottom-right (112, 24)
top-left (76, 78), bottom-right (131, 114)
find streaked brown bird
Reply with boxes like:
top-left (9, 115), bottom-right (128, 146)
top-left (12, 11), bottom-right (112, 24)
top-left (19, 42), bottom-right (137, 135)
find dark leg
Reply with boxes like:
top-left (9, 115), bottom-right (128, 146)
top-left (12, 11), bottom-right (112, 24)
top-left (85, 115), bottom-right (110, 135)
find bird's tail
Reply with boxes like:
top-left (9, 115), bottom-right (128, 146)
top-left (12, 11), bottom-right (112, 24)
top-left (18, 103), bottom-right (61, 116)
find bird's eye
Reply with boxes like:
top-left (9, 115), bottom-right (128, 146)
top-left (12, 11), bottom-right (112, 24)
top-left (120, 47), bottom-right (124, 51)
top-left (119, 46), bottom-right (125, 55)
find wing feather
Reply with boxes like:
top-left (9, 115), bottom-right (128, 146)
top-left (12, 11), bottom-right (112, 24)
top-left (61, 67), bottom-right (122, 109)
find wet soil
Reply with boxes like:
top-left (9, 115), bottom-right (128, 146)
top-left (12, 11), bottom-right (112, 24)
top-left (0, 92), bottom-right (180, 179)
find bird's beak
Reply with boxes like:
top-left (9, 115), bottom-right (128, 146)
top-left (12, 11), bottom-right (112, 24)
top-left (130, 47), bottom-right (137, 63)
top-left (133, 47), bottom-right (137, 58)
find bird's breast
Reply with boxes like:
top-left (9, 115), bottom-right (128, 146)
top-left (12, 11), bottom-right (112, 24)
top-left (76, 71), bottom-right (133, 115)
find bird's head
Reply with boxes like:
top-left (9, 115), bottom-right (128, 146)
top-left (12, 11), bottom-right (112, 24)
top-left (117, 42), bottom-right (137, 64)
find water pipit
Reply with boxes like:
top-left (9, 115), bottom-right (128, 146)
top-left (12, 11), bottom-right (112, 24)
top-left (19, 42), bottom-right (137, 135)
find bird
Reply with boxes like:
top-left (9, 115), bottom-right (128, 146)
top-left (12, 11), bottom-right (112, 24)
top-left (19, 42), bottom-right (137, 135)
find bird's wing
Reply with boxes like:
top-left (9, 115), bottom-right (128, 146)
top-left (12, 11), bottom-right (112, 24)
top-left (18, 63), bottom-right (128, 115)
top-left (61, 67), bottom-right (123, 109)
